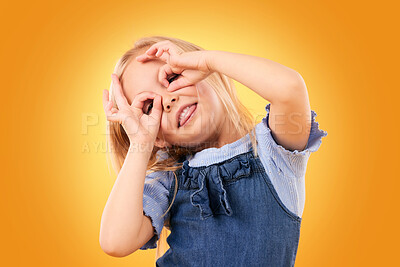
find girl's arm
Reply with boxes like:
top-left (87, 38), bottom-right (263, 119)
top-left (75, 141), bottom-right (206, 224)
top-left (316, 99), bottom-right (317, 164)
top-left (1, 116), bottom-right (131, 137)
top-left (99, 143), bottom-right (155, 257)
top-left (100, 75), bottom-right (164, 256)
top-left (205, 50), bottom-right (312, 152)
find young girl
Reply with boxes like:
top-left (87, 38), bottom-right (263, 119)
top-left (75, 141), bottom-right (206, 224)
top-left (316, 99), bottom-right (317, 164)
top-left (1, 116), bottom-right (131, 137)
top-left (100, 36), bottom-right (327, 266)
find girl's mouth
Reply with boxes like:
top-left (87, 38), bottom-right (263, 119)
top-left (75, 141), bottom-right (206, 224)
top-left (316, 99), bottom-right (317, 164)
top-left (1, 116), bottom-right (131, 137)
top-left (178, 103), bottom-right (198, 128)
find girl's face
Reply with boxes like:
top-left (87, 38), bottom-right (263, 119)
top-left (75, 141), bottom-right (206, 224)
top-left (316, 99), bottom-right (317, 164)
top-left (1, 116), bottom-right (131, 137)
top-left (121, 56), bottom-right (226, 149)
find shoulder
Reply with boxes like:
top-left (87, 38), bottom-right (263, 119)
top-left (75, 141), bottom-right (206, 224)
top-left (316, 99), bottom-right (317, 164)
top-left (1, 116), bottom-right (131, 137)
top-left (141, 170), bottom-right (174, 250)
top-left (255, 103), bottom-right (328, 178)
top-left (145, 170), bottom-right (175, 192)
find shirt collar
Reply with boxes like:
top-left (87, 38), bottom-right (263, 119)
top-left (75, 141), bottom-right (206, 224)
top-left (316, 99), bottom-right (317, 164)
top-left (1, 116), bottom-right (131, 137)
top-left (186, 133), bottom-right (252, 167)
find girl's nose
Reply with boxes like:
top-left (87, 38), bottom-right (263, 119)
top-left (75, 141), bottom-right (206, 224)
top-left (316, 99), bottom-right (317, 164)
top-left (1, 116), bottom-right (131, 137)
top-left (163, 95), bottom-right (179, 112)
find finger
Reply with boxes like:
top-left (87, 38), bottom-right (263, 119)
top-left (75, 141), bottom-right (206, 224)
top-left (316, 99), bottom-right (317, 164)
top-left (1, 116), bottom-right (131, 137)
top-left (111, 74), bottom-right (129, 108)
top-left (106, 110), bottom-right (122, 123)
top-left (155, 46), bottom-right (172, 58)
top-left (147, 46), bottom-right (170, 62)
top-left (155, 45), bottom-right (184, 62)
top-left (136, 45), bottom-right (160, 62)
top-left (102, 89), bottom-right (110, 112)
top-left (103, 103), bottom-right (115, 118)
top-left (167, 77), bottom-right (191, 92)
top-left (103, 90), bottom-right (115, 117)
top-left (155, 48), bottom-right (163, 57)
top-left (144, 41), bottom-right (171, 55)
top-left (131, 91), bottom-right (157, 110)
top-left (149, 95), bottom-right (163, 121)
top-left (156, 48), bottom-right (171, 62)
top-left (136, 54), bottom-right (151, 62)
top-left (146, 46), bottom-right (158, 56)
top-left (111, 74), bottom-right (129, 106)
top-left (141, 43), bottom-right (181, 63)
top-left (136, 46), bottom-right (159, 62)
top-left (149, 41), bottom-right (184, 55)
top-left (159, 64), bottom-right (174, 88)
top-left (104, 101), bottom-right (113, 115)
top-left (163, 46), bottom-right (183, 60)
top-left (137, 40), bottom-right (182, 62)
top-left (136, 51), bottom-right (168, 63)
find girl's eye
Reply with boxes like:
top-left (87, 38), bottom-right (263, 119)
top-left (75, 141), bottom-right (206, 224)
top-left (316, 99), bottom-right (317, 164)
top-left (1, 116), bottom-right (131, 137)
top-left (144, 99), bottom-right (154, 115)
top-left (167, 74), bottom-right (179, 83)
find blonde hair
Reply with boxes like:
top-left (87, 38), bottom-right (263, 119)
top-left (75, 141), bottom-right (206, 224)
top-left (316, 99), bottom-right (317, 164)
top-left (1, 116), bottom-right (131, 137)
top-left (105, 35), bottom-right (259, 262)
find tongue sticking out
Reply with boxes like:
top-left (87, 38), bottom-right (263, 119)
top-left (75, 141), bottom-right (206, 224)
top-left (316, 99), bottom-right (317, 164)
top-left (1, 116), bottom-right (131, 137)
top-left (179, 104), bottom-right (197, 127)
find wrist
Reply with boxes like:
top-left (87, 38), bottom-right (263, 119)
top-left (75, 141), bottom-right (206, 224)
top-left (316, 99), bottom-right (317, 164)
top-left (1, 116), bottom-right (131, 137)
top-left (128, 141), bottom-right (155, 155)
top-left (204, 50), bottom-right (218, 72)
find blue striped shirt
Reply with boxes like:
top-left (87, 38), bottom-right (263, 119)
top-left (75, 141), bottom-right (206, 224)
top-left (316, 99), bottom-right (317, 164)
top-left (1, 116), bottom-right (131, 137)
top-left (140, 103), bottom-right (328, 249)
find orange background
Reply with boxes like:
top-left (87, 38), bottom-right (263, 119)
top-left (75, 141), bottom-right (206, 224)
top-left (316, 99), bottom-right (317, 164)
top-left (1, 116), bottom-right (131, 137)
top-left (1, 0), bottom-right (398, 266)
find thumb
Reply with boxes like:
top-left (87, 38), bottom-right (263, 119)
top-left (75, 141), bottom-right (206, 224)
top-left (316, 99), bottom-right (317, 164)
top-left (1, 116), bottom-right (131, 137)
top-left (149, 95), bottom-right (163, 121)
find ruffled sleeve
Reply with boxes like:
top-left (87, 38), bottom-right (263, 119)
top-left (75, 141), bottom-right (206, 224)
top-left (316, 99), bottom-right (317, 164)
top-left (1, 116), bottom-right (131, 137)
top-left (139, 170), bottom-right (173, 250)
top-left (255, 103), bottom-right (328, 178)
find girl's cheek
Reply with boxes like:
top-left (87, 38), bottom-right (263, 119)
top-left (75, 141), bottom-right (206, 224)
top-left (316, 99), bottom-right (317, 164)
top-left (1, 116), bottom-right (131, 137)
top-left (159, 118), bottom-right (170, 135)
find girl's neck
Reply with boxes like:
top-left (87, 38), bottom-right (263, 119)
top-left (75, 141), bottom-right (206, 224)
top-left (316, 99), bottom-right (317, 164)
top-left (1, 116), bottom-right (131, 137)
top-left (193, 117), bottom-right (244, 152)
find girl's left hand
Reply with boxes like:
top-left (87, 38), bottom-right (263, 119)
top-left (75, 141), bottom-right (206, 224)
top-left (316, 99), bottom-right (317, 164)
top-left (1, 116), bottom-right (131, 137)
top-left (135, 41), bottom-right (213, 92)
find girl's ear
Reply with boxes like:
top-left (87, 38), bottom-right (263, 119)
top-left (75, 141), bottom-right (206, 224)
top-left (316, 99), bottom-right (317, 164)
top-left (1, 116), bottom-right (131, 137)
top-left (154, 137), bottom-right (172, 149)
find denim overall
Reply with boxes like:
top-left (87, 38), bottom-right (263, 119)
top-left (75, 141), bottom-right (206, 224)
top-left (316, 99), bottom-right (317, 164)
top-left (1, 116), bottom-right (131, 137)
top-left (156, 148), bottom-right (302, 267)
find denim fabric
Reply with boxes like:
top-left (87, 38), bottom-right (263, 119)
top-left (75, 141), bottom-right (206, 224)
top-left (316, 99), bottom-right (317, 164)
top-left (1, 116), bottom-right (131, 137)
top-left (156, 148), bottom-right (301, 266)
top-left (140, 103), bottom-right (328, 253)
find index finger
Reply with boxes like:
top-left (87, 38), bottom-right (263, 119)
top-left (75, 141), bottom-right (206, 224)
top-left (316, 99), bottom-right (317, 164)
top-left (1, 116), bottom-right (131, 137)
top-left (136, 41), bottom-right (183, 63)
top-left (111, 74), bottom-right (129, 108)
top-left (159, 64), bottom-right (175, 88)
top-left (147, 40), bottom-right (184, 54)
top-left (131, 91), bottom-right (158, 110)
top-left (167, 76), bottom-right (191, 92)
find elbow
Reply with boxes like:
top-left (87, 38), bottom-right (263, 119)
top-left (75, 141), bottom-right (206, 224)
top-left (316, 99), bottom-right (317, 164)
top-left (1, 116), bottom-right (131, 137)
top-left (101, 249), bottom-right (133, 258)
top-left (277, 72), bottom-right (308, 104)
top-left (290, 71), bottom-right (306, 88)
top-left (99, 234), bottom-right (139, 257)
top-left (101, 247), bottom-right (126, 258)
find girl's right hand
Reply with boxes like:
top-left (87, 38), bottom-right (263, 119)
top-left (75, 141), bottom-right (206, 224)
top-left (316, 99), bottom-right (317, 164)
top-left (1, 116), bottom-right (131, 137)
top-left (135, 40), bottom-right (213, 92)
top-left (102, 74), bottom-right (163, 145)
